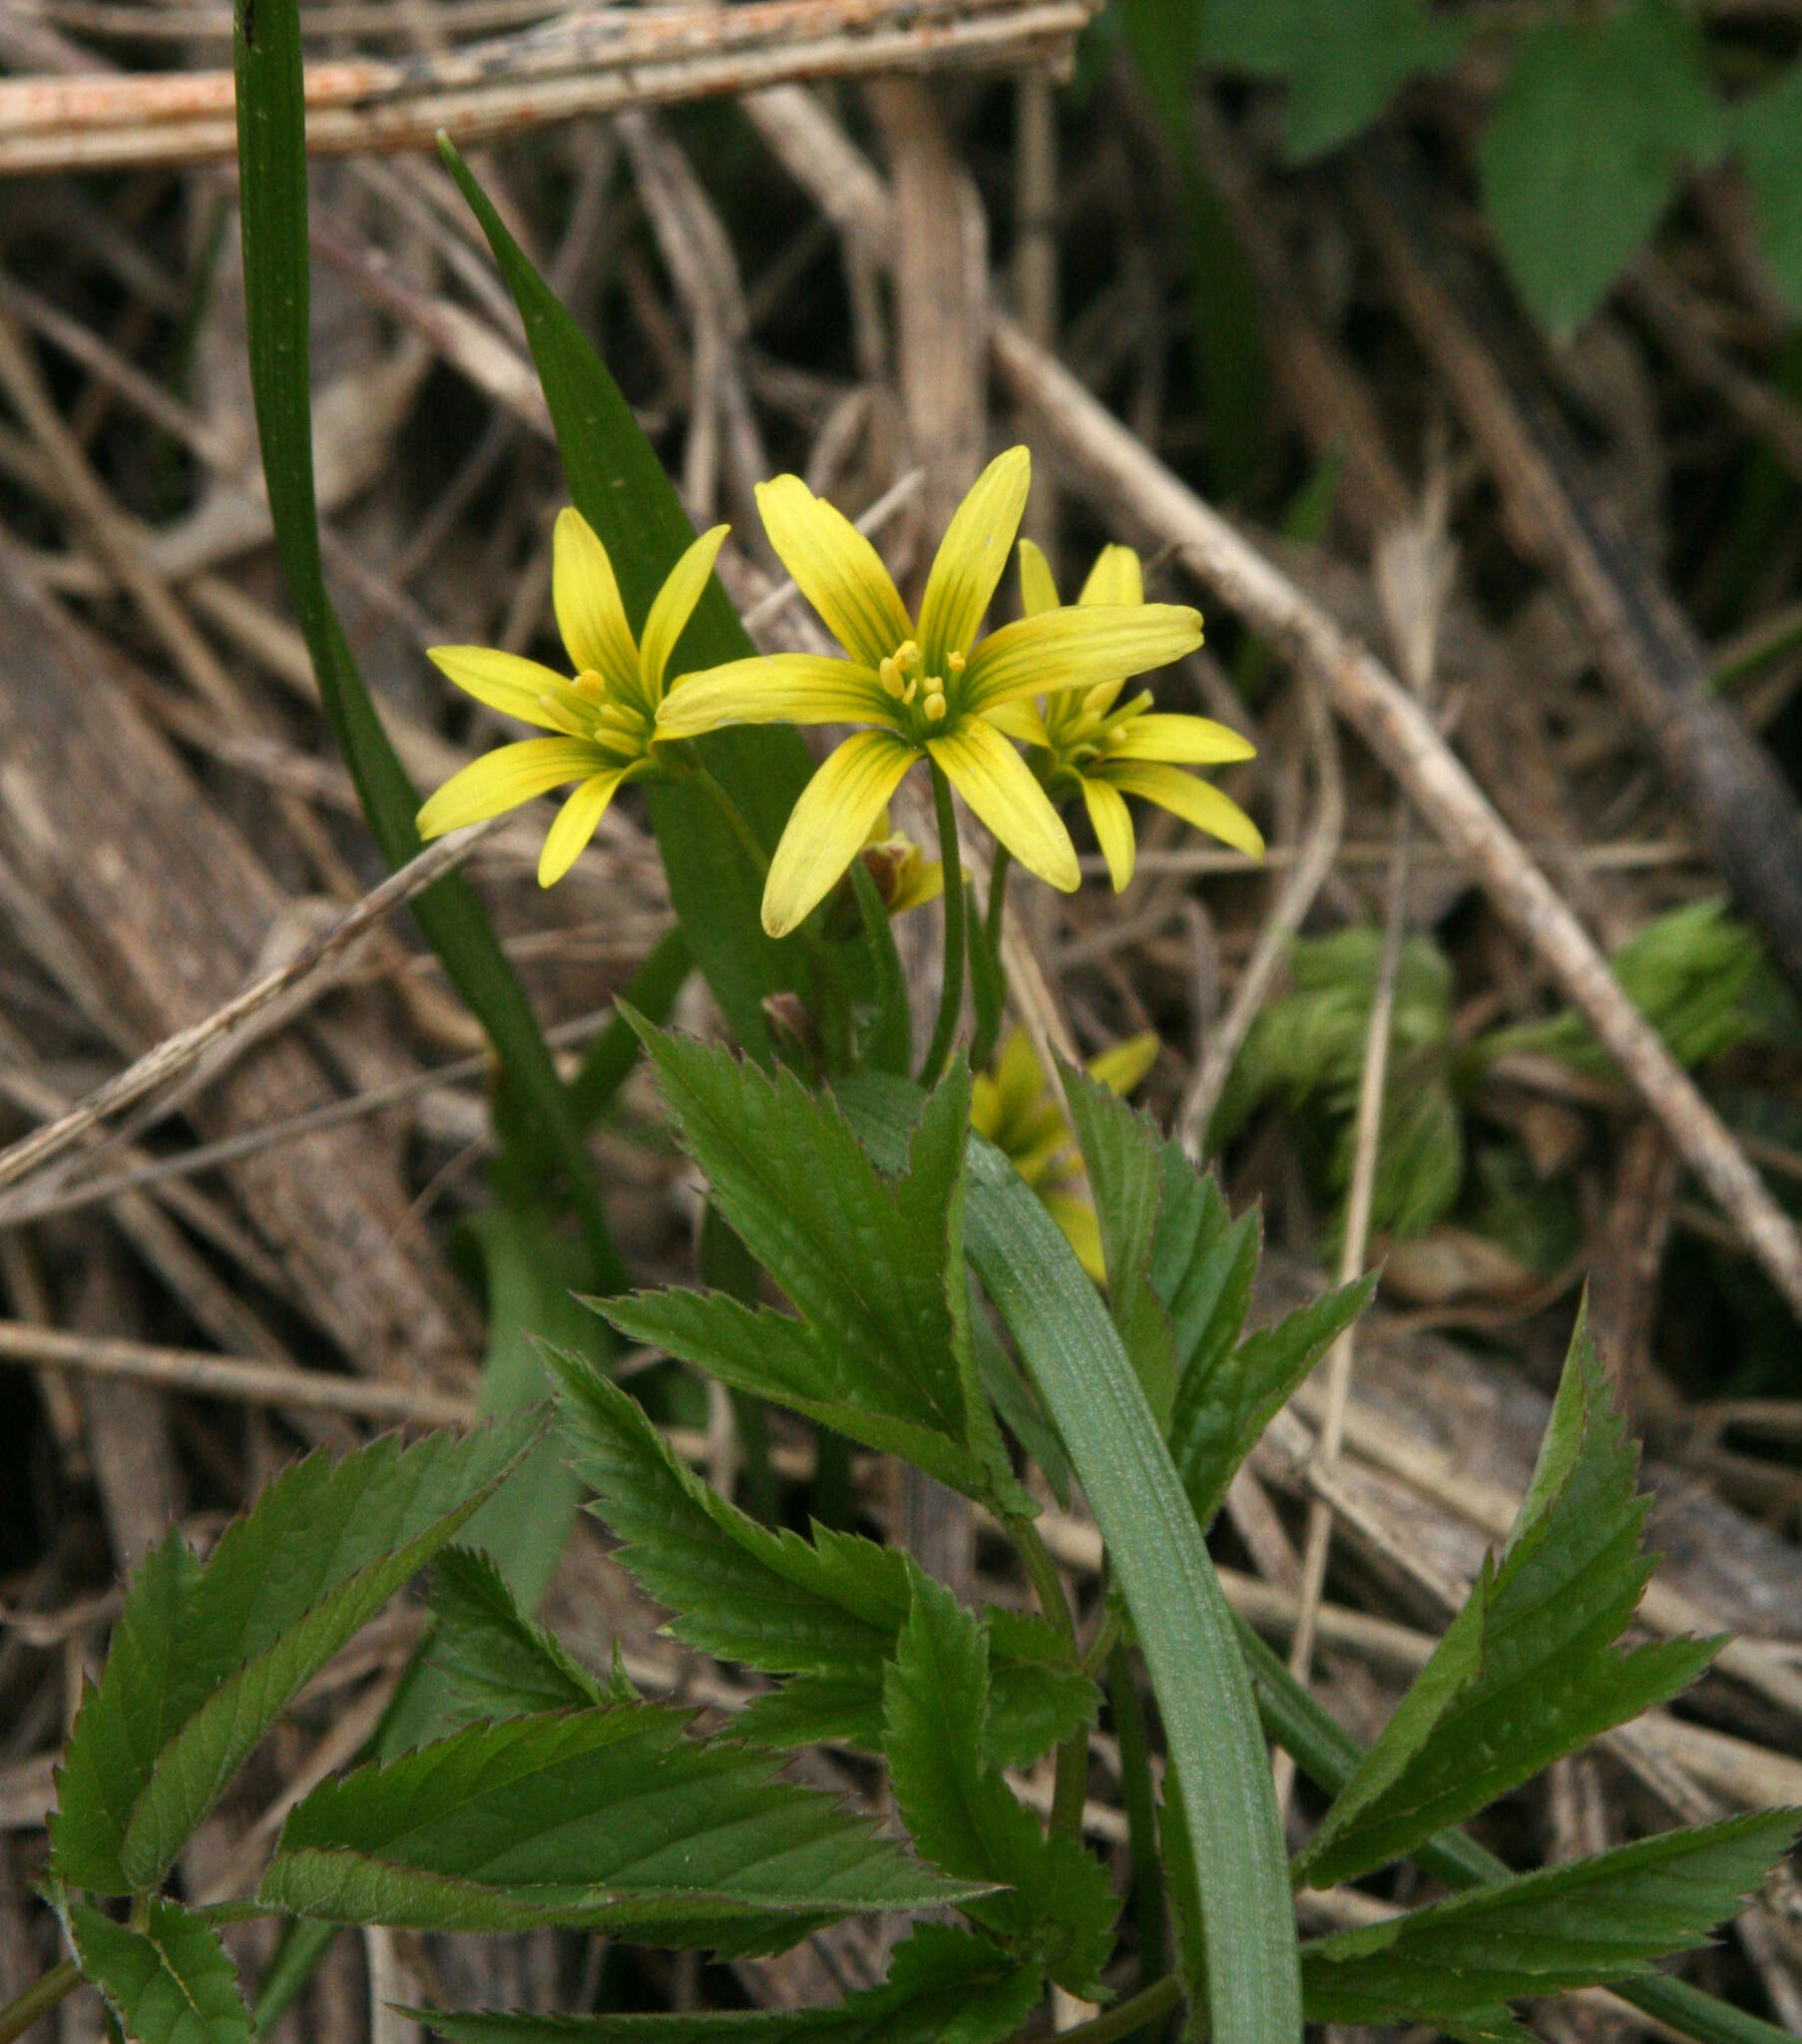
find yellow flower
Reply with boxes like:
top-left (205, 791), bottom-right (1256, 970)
top-left (857, 811), bottom-right (945, 916)
top-left (990, 541), bottom-right (1263, 891)
top-left (971, 1029), bottom-right (1161, 1281)
top-left (657, 447), bottom-right (1203, 937)
top-left (416, 509), bottom-right (726, 886)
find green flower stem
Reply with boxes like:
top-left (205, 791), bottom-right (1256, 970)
top-left (690, 763), bottom-right (772, 879)
top-left (1008, 1513), bottom-right (1077, 1644)
top-left (986, 843), bottom-right (1012, 958)
top-left (1081, 1601), bottom-right (1125, 1680)
top-left (1050, 1974), bottom-right (1184, 2044)
top-left (919, 762), bottom-right (967, 1086)
top-left (0, 1964), bottom-right (78, 2044)
top-left (1110, 1642), bottom-right (1168, 1998)
top-left (1051, 1721), bottom-right (1092, 1842)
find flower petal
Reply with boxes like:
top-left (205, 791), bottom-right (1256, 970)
top-left (538, 768), bottom-right (629, 886)
top-left (553, 509), bottom-right (639, 695)
top-left (1082, 773), bottom-right (1136, 891)
top-left (640, 524), bottom-right (728, 698)
top-left (1042, 1190), bottom-right (1107, 1284)
top-left (427, 647), bottom-right (568, 729)
top-left (1017, 538), bottom-right (1062, 619)
top-left (1106, 712), bottom-right (1256, 766)
top-left (918, 446), bottom-right (1031, 670)
top-left (658, 654), bottom-right (892, 738)
top-left (762, 730), bottom-right (917, 938)
top-left (982, 697), bottom-right (1051, 746)
top-left (755, 474), bottom-right (913, 668)
top-left (416, 737), bottom-right (603, 837)
top-left (1088, 1030), bottom-right (1160, 1097)
top-left (928, 718), bottom-right (1079, 892)
top-left (1102, 761), bottom-right (1265, 859)
top-left (1078, 544), bottom-right (1144, 608)
top-left (961, 603), bottom-right (1203, 713)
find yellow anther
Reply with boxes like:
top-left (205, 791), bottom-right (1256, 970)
top-left (902, 676), bottom-right (919, 705)
top-left (879, 655), bottom-right (906, 699)
top-left (573, 672), bottom-right (607, 700)
top-left (1083, 683), bottom-right (1115, 714)
top-left (923, 689), bottom-right (948, 723)
top-left (947, 650), bottom-right (966, 675)
top-left (897, 639), bottom-right (921, 670)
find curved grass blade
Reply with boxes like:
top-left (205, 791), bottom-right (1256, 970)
top-left (230, 0), bottom-right (621, 1284)
top-left (838, 1073), bottom-right (1302, 2044)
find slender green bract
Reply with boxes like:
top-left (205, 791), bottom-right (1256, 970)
top-left (840, 1076), bottom-right (1302, 2044)
top-left (229, 0), bottom-right (621, 1285)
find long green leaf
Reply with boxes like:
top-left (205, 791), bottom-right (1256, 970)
top-left (838, 1075), bottom-right (1302, 2044)
top-left (52, 1415), bottom-right (537, 1894)
top-left (1296, 1307), bottom-right (1718, 1889)
top-left (409, 1925), bottom-right (1041, 2044)
top-left (438, 143), bottom-right (814, 1060)
top-left (1301, 1810), bottom-right (1799, 2026)
top-left (68, 1898), bottom-right (249, 2044)
top-left (1240, 1620), bottom-right (1796, 2044)
top-left (230, 0), bottom-right (620, 1282)
top-left (258, 1706), bottom-right (983, 1951)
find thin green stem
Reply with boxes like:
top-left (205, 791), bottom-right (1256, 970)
top-left (690, 764), bottom-right (770, 879)
top-left (0, 1963), bottom-right (79, 2044)
top-left (985, 843), bottom-right (1012, 958)
top-left (1081, 1602), bottom-right (1126, 1680)
top-left (1051, 1975), bottom-right (1184, 2044)
top-left (1050, 1722), bottom-right (1092, 1841)
top-left (1007, 1514), bottom-right (1077, 1645)
top-left (919, 762), bottom-right (966, 1085)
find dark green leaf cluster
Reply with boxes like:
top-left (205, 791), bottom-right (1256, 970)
top-left (1141, 0), bottom-right (1802, 335)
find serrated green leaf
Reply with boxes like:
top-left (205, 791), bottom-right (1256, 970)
top-left (1062, 1070), bottom-right (1176, 1428)
top-left (437, 142), bottom-right (811, 1059)
top-left (839, 1072), bottom-right (1301, 2044)
top-left (1296, 1310), bottom-right (1721, 1889)
top-left (1738, 66), bottom-right (1802, 313)
top-left (52, 1415), bottom-right (539, 1894)
top-left (883, 1576), bottom-right (1116, 1997)
top-left (409, 1926), bottom-right (1041, 2044)
top-left (428, 1547), bottom-right (613, 1722)
top-left (600, 1040), bottom-right (1022, 1510)
top-left (68, 1898), bottom-right (249, 2044)
top-left (1479, 0), bottom-right (1724, 336)
top-left (1174, 1273), bottom-right (1374, 1532)
top-left (551, 1351), bottom-right (1087, 1764)
top-left (1302, 1810), bottom-right (1799, 2026)
top-left (259, 1706), bottom-right (981, 1951)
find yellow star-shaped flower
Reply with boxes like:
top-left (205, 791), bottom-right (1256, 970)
top-left (657, 447), bottom-right (1203, 936)
top-left (416, 509), bottom-right (726, 886)
top-left (990, 541), bottom-right (1263, 891)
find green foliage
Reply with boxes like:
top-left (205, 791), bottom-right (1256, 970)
top-left (410, 1927), bottom-right (1042, 2044)
top-left (882, 1576), bottom-right (1117, 1997)
top-left (549, 1341), bottom-right (1092, 1763)
top-left (1479, 899), bottom-right (1771, 1077)
top-left (1294, 1311), bottom-right (1719, 1889)
top-left (1480, 0), bottom-right (1722, 336)
top-left (1065, 1068), bottom-right (1375, 1528)
top-left (838, 1072), bottom-right (1306, 2044)
top-left (429, 1547), bottom-right (620, 1721)
top-left (1302, 1811), bottom-right (1799, 2030)
top-left (1199, 0), bottom-right (1465, 161)
top-left (231, 0), bottom-right (622, 1282)
top-left (66, 1898), bottom-right (250, 2044)
top-left (1213, 925), bottom-right (1462, 1241)
top-left (51, 1415), bottom-right (538, 1895)
top-left (259, 1705), bottom-right (980, 1949)
top-left (600, 1034), bottom-right (1024, 1512)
